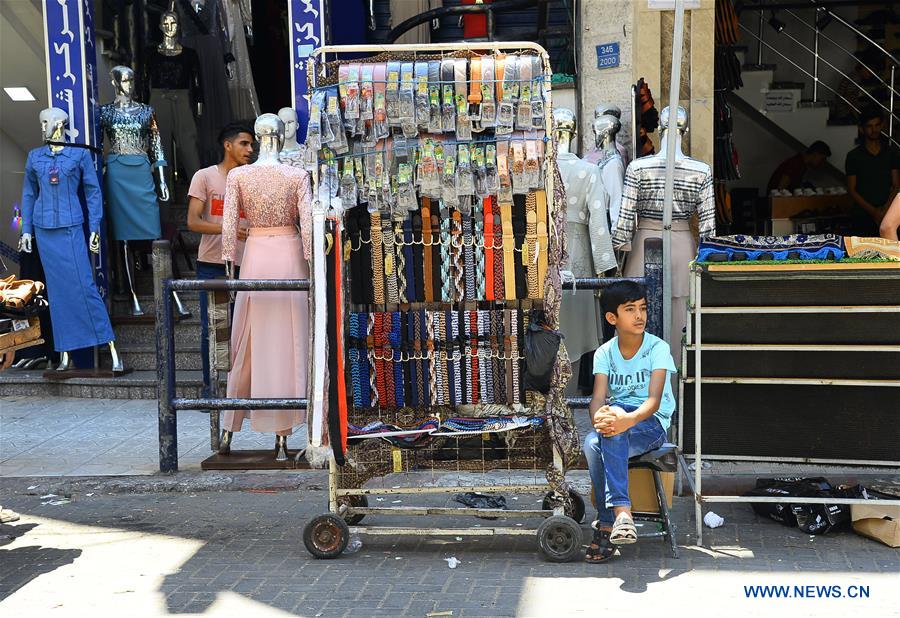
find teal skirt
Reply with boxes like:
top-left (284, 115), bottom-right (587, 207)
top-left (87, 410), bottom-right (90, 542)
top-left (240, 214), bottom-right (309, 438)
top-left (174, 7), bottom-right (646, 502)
top-left (104, 154), bottom-right (161, 240)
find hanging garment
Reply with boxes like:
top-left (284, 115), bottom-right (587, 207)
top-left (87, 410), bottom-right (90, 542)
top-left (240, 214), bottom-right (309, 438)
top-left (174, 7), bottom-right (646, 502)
top-left (20, 146), bottom-right (114, 352)
top-left (176, 0), bottom-right (234, 166)
top-left (99, 103), bottom-right (166, 240)
top-left (697, 234), bottom-right (846, 262)
top-left (556, 151), bottom-right (615, 361)
top-left (222, 0), bottom-right (260, 119)
top-left (144, 46), bottom-right (203, 190)
top-left (221, 164), bottom-right (312, 435)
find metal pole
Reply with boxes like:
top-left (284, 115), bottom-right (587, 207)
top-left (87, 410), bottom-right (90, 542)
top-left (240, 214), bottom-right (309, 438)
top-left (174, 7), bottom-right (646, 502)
top-left (693, 268), bottom-right (703, 546)
top-left (154, 240), bottom-right (178, 473)
top-left (813, 20), bottom-right (820, 103)
top-left (631, 84), bottom-right (638, 159)
top-left (888, 64), bottom-right (897, 140)
top-left (757, 10), bottom-right (764, 66)
top-left (662, 0), bottom-right (686, 355)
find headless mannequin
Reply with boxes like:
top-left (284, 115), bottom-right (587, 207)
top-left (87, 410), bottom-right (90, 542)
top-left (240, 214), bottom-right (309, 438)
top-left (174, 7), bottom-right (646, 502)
top-left (19, 108), bottom-right (125, 372)
top-left (107, 66), bottom-right (190, 318)
top-left (219, 113), bottom-right (290, 461)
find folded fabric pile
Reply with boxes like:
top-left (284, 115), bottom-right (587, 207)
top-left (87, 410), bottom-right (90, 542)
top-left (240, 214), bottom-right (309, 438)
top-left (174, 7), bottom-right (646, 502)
top-left (844, 236), bottom-right (900, 261)
top-left (697, 234), bottom-right (846, 262)
top-left (0, 275), bottom-right (47, 315)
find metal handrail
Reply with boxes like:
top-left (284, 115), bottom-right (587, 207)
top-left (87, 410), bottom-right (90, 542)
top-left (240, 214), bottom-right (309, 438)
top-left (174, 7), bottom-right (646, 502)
top-left (814, 2), bottom-right (900, 67)
top-left (740, 24), bottom-right (900, 150)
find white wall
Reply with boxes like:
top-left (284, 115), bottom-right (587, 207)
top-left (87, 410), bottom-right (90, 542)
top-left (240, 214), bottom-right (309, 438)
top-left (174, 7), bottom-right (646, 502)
top-left (740, 5), bottom-right (861, 105)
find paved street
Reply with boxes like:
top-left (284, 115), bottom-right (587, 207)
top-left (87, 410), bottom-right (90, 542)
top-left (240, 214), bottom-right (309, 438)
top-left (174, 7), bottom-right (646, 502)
top-left (1, 397), bottom-right (899, 617)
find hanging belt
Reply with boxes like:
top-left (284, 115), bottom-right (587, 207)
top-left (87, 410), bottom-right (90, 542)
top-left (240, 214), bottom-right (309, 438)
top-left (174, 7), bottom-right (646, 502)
top-left (481, 55), bottom-right (496, 129)
top-left (349, 312), bottom-right (363, 406)
top-left (411, 214), bottom-right (424, 303)
top-left (421, 199), bottom-right (434, 302)
top-left (414, 61), bottom-right (429, 130)
top-left (509, 308), bottom-right (521, 404)
top-left (435, 311), bottom-right (448, 405)
top-left (504, 309), bottom-right (514, 404)
top-left (374, 312), bottom-right (387, 405)
top-left (383, 214), bottom-right (399, 303)
top-left (370, 212), bottom-right (385, 304)
top-left (441, 59), bottom-right (455, 133)
top-left (450, 210), bottom-right (465, 303)
top-left (367, 312), bottom-right (379, 407)
top-left (517, 56), bottom-right (532, 131)
top-left (512, 194), bottom-right (528, 300)
top-left (386, 61), bottom-right (401, 126)
top-left (447, 310), bottom-right (461, 406)
top-left (419, 309), bottom-right (430, 406)
top-left (468, 56), bottom-right (483, 128)
top-left (462, 204), bottom-right (476, 300)
top-left (473, 207), bottom-right (485, 301)
top-left (483, 197), bottom-right (495, 301)
top-left (478, 309), bottom-right (492, 403)
top-left (394, 219), bottom-right (407, 303)
top-left (500, 200), bottom-right (516, 300)
top-left (391, 311), bottom-right (405, 407)
top-left (428, 60), bottom-right (442, 132)
top-left (408, 310), bottom-right (419, 406)
top-left (535, 189), bottom-right (548, 299)
top-left (468, 310), bottom-right (480, 405)
top-left (440, 207), bottom-right (452, 303)
top-left (492, 209), bottom-right (505, 301)
top-left (491, 311), bottom-right (506, 403)
top-left (374, 63), bottom-right (387, 127)
top-left (454, 58), bottom-right (471, 141)
top-left (426, 310), bottom-right (438, 407)
top-left (525, 192), bottom-right (539, 299)
top-left (403, 218), bottom-right (416, 302)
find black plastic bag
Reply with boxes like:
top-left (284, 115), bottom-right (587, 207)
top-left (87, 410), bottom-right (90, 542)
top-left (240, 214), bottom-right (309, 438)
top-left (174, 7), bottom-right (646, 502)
top-left (744, 477), bottom-right (831, 527)
top-left (523, 310), bottom-right (562, 394)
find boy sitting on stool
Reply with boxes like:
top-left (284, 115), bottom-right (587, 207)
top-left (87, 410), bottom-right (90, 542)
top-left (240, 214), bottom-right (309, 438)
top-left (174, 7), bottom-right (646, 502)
top-left (584, 281), bottom-right (677, 562)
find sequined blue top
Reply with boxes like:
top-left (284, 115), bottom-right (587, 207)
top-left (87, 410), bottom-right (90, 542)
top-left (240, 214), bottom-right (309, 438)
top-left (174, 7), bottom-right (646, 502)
top-left (99, 103), bottom-right (167, 168)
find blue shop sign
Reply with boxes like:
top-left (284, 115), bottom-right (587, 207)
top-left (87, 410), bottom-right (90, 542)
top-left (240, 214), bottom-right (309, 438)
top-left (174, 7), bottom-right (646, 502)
top-left (596, 42), bottom-right (620, 70)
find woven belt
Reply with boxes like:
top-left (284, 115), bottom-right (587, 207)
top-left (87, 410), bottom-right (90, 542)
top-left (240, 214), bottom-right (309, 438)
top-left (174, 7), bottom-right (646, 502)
top-left (450, 210), bottom-right (465, 303)
top-left (468, 310), bottom-right (480, 405)
top-left (374, 312), bottom-right (387, 405)
top-left (500, 200), bottom-right (516, 300)
top-left (421, 199), bottom-right (434, 302)
top-left (435, 311), bottom-right (448, 405)
top-left (370, 212), bottom-right (385, 304)
top-left (426, 310), bottom-right (438, 406)
top-left (478, 310), bottom-right (492, 403)
top-left (440, 208), bottom-right (452, 303)
top-left (509, 308), bottom-right (521, 404)
top-left (491, 311), bottom-right (506, 403)
top-left (367, 312), bottom-right (379, 407)
top-left (462, 206), bottom-right (476, 300)
top-left (411, 214), bottom-right (424, 303)
top-left (512, 194), bottom-right (528, 300)
top-left (418, 310), bottom-right (430, 406)
top-left (394, 220), bottom-right (407, 303)
top-left (535, 189), bottom-right (548, 298)
top-left (483, 198), bottom-right (495, 301)
top-left (383, 214), bottom-right (399, 303)
top-left (391, 311), bottom-right (405, 407)
top-left (525, 191), bottom-right (539, 299)
top-left (474, 206), bottom-right (485, 301)
top-left (504, 309), bottom-right (514, 404)
top-left (349, 312), bottom-right (363, 406)
top-left (448, 310), bottom-right (462, 406)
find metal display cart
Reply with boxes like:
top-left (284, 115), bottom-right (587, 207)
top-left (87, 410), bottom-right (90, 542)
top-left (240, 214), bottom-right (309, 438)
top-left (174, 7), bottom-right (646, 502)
top-left (300, 42), bottom-right (589, 562)
top-left (679, 261), bottom-right (900, 545)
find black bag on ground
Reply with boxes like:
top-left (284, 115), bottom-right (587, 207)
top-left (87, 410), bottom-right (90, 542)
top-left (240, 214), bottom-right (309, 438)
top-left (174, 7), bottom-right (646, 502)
top-left (523, 310), bottom-right (562, 394)
top-left (744, 477), bottom-right (831, 527)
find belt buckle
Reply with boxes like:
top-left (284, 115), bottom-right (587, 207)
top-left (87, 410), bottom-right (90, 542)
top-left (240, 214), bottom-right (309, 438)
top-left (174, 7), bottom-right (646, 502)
top-left (469, 102), bottom-right (484, 132)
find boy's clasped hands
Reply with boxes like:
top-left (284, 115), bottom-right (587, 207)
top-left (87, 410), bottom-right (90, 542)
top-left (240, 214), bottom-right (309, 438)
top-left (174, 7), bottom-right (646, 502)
top-left (593, 405), bottom-right (636, 438)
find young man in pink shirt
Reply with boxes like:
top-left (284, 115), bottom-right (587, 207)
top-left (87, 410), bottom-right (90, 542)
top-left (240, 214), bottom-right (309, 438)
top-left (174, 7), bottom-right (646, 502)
top-left (187, 123), bottom-right (254, 399)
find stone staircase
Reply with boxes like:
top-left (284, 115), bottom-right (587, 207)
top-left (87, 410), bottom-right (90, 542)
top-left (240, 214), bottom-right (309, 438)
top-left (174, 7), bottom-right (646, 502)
top-left (0, 192), bottom-right (208, 400)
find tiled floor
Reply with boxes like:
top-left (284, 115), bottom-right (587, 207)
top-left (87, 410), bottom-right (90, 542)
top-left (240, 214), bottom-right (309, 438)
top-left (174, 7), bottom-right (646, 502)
top-left (0, 396), bottom-right (276, 476)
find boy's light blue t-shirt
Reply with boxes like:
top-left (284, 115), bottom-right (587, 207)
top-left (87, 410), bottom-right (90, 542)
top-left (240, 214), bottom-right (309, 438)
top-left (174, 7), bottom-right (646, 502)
top-left (592, 332), bottom-right (677, 431)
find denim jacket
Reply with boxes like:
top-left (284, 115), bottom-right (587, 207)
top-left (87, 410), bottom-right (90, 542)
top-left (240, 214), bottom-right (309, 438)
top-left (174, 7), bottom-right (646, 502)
top-left (20, 146), bottom-right (102, 234)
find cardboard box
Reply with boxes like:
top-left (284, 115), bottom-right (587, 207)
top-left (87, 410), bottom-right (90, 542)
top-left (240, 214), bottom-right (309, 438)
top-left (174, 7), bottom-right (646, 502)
top-left (851, 503), bottom-right (900, 548)
top-left (590, 469), bottom-right (675, 514)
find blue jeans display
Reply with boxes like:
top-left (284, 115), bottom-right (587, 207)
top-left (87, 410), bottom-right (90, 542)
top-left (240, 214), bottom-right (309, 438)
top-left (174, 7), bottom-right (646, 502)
top-left (196, 261), bottom-right (231, 397)
top-left (583, 403), bottom-right (667, 526)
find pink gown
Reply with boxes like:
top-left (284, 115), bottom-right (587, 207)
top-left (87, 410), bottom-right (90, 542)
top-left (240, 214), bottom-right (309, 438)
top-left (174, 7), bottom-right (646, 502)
top-left (221, 163), bottom-right (313, 435)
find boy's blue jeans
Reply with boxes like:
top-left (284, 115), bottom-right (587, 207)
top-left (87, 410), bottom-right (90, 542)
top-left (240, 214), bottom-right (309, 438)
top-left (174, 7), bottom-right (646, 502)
top-left (583, 403), bottom-right (667, 526)
top-left (197, 261), bottom-right (231, 398)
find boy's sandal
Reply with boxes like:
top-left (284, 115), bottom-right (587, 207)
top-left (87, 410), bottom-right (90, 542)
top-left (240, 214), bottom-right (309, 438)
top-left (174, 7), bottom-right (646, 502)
top-left (609, 512), bottom-right (638, 545)
top-left (584, 525), bottom-right (616, 563)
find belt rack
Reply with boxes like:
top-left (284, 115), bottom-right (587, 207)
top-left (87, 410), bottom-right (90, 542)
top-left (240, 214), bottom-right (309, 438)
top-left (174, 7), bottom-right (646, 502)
top-left (302, 42), bottom-right (599, 563)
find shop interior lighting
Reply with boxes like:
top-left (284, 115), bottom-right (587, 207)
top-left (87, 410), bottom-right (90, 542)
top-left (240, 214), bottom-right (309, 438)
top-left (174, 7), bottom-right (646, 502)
top-left (4, 87), bottom-right (36, 102)
top-left (816, 8), bottom-right (833, 31)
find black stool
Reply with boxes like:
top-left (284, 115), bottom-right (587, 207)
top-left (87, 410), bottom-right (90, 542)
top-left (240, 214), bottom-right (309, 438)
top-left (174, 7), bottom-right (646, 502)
top-left (629, 443), bottom-right (679, 558)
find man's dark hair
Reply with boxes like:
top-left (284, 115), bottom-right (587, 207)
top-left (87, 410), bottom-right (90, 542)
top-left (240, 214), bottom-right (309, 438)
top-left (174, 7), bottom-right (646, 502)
top-left (218, 122), bottom-right (253, 145)
top-left (805, 140), bottom-right (831, 157)
top-left (859, 106), bottom-right (884, 126)
top-left (601, 281), bottom-right (647, 316)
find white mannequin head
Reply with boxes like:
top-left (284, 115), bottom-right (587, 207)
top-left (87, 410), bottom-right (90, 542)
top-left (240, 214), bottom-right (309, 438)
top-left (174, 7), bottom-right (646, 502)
top-left (277, 107), bottom-right (299, 142)
top-left (110, 65), bottom-right (135, 99)
top-left (592, 114), bottom-right (620, 150)
top-left (254, 113), bottom-right (285, 164)
top-left (39, 107), bottom-right (68, 142)
top-left (660, 106), bottom-right (688, 133)
top-left (552, 107), bottom-right (576, 153)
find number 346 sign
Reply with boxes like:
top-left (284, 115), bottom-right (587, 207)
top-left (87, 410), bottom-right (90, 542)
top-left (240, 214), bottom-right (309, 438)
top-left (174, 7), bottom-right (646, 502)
top-left (596, 42), bottom-right (620, 70)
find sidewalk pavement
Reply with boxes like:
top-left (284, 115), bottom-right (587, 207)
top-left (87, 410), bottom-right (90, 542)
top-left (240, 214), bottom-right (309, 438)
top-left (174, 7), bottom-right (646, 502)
top-left (1, 397), bottom-right (899, 617)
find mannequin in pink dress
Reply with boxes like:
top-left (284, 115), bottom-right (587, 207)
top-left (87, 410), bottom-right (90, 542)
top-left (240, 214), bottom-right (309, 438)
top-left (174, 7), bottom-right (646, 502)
top-left (220, 113), bottom-right (313, 461)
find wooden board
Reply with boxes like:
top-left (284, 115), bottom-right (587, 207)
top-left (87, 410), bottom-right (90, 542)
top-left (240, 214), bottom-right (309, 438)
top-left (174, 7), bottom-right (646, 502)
top-left (770, 194), bottom-right (853, 219)
top-left (0, 317), bottom-right (41, 353)
top-left (201, 449), bottom-right (312, 470)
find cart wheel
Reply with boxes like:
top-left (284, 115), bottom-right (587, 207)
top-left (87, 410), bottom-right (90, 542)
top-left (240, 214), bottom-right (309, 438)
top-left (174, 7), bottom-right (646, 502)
top-left (537, 515), bottom-right (583, 563)
top-left (542, 490), bottom-right (586, 524)
top-left (337, 494), bottom-right (368, 525)
top-left (303, 514), bottom-right (350, 559)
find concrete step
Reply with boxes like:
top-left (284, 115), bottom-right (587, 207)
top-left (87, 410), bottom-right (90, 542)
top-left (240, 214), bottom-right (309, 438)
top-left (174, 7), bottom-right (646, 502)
top-left (110, 293), bottom-right (202, 318)
top-left (0, 369), bottom-right (203, 399)
top-left (112, 318), bottom-right (201, 346)
top-left (99, 344), bottom-right (204, 371)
